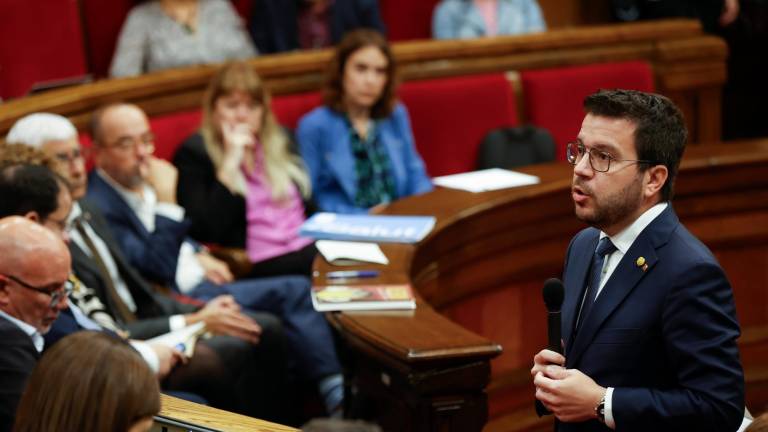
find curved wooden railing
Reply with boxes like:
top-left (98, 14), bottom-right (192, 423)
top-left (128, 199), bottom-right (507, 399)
top-left (0, 19), bottom-right (725, 143)
top-left (315, 140), bottom-right (768, 431)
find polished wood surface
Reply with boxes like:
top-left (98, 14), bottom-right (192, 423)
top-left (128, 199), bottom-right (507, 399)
top-left (319, 140), bottom-right (768, 431)
top-left (155, 394), bottom-right (297, 432)
top-left (0, 19), bottom-right (724, 143)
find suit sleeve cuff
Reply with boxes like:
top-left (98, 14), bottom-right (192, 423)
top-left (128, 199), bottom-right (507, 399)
top-left (129, 340), bottom-right (160, 374)
top-left (169, 315), bottom-right (187, 331)
top-left (605, 387), bottom-right (616, 429)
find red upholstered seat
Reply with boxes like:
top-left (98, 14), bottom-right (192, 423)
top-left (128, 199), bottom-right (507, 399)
top-left (521, 61), bottom-right (655, 160)
top-left (0, 0), bottom-right (88, 99)
top-left (148, 110), bottom-right (204, 161)
top-left (379, 0), bottom-right (441, 41)
top-left (79, 110), bottom-right (203, 165)
top-left (80, 0), bottom-right (134, 79)
top-left (271, 91), bottom-right (323, 131)
top-left (399, 73), bottom-right (519, 176)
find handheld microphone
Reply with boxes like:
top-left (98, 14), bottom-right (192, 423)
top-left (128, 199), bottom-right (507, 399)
top-left (542, 278), bottom-right (565, 354)
top-left (536, 278), bottom-right (565, 417)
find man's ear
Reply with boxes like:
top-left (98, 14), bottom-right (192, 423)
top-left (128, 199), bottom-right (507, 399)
top-left (644, 165), bottom-right (669, 199)
top-left (0, 276), bottom-right (10, 308)
top-left (23, 211), bottom-right (40, 223)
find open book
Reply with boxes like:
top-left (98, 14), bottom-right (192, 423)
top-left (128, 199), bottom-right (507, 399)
top-left (311, 284), bottom-right (416, 312)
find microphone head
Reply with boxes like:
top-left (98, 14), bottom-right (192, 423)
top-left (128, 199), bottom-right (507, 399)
top-left (542, 278), bottom-right (565, 312)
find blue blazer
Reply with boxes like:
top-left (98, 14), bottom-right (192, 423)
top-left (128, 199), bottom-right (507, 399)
top-left (559, 206), bottom-right (744, 431)
top-left (297, 103), bottom-right (433, 214)
top-left (86, 171), bottom-right (190, 286)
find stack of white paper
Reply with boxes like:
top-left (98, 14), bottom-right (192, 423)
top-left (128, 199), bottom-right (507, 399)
top-left (432, 168), bottom-right (540, 192)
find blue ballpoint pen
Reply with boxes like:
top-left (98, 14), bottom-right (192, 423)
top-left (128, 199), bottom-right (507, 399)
top-left (326, 270), bottom-right (380, 279)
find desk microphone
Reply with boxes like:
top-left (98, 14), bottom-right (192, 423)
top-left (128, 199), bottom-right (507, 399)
top-left (536, 278), bottom-right (565, 417)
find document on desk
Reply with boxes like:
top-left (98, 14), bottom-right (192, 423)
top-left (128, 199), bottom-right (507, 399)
top-left (432, 168), bottom-right (540, 192)
top-left (147, 322), bottom-right (206, 357)
top-left (300, 213), bottom-right (436, 243)
top-left (316, 240), bottom-right (389, 265)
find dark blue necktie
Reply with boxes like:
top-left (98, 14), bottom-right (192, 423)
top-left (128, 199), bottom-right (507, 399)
top-left (577, 237), bottom-right (617, 330)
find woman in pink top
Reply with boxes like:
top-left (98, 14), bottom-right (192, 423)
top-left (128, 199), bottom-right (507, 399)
top-left (174, 61), bottom-right (316, 277)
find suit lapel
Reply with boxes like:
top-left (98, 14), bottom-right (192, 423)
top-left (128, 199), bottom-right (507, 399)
top-left (88, 173), bottom-right (151, 241)
top-left (324, 115), bottom-right (358, 202)
top-left (562, 233), bottom-right (599, 356)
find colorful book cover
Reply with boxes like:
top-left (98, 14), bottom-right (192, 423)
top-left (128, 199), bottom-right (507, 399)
top-left (311, 284), bottom-right (417, 312)
top-left (299, 212), bottom-right (436, 243)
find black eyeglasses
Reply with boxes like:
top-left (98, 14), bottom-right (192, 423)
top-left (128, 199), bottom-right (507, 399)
top-left (566, 141), bottom-right (655, 173)
top-left (52, 147), bottom-right (90, 164)
top-left (1, 274), bottom-right (74, 308)
top-left (102, 133), bottom-right (156, 154)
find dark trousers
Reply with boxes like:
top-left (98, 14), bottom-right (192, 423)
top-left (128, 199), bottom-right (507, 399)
top-left (190, 274), bottom-right (341, 383)
top-left (163, 312), bottom-right (293, 424)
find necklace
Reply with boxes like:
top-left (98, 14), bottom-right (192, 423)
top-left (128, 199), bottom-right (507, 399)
top-left (161, 0), bottom-right (198, 34)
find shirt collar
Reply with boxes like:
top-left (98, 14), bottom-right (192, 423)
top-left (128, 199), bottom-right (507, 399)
top-left (600, 202), bottom-right (668, 254)
top-left (0, 309), bottom-right (44, 353)
top-left (95, 169), bottom-right (156, 214)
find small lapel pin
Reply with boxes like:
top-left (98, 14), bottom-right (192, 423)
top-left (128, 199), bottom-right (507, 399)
top-left (642, 264), bottom-right (649, 272)
top-left (636, 257), bottom-right (646, 267)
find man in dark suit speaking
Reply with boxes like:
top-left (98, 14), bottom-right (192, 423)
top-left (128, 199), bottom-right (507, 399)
top-left (531, 89), bottom-right (744, 431)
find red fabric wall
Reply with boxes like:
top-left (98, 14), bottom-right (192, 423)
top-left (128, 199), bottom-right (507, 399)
top-left (379, 0), bottom-right (441, 41)
top-left (0, 0), bottom-right (88, 100)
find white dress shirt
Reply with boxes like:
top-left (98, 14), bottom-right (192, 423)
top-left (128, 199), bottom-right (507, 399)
top-left (595, 201), bottom-right (668, 429)
top-left (0, 309), bottom-right (44, 353)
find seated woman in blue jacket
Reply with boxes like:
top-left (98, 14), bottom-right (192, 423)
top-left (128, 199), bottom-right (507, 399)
top-left (296, 29), bottom-right (433, 214)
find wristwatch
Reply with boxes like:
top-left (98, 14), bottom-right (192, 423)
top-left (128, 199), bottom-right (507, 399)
top-left (595, 393), bottom-right (606, 424)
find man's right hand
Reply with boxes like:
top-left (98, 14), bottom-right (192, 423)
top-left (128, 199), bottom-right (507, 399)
top-left (150, 343), bottom-right (186, 379)
top-left (186, 295), bottom-right (262, 344)
top-left (146, 157), bottom-right (179, 203)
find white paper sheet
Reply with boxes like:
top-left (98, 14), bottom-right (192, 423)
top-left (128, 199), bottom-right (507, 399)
top-left (432, 168), bottom-right (540, 192)
top-left (316, 240), bottom-right (389, 265)
top-left (146, 322), bottom-right (206, 357)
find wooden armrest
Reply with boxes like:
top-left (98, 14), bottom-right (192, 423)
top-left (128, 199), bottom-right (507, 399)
top-left (209, 246), bottom-right (253, 279)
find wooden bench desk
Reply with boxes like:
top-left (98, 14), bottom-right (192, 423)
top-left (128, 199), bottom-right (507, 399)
top-left (153, 394), bottom-right (298, 432)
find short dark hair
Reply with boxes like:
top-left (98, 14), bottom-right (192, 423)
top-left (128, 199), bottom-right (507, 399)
top-left (323, 29), bottom-right (398, 119)
top-left (583, 89), bottom-right (687, 202)
top-left (0, 164), bottom-right (63, 221)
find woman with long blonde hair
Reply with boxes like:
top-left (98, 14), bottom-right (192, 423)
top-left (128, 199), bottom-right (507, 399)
top-left (174, 61), bottom-right (316, 277)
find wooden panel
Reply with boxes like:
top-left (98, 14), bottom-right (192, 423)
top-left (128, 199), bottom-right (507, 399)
top-left (155, 394), bottom-right (297, 432)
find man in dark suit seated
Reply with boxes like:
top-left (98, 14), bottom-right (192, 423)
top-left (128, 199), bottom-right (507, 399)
top-left (530, 89), bottom-right (745, 431)
top-left (5, 115), bottom-right (294, 424)
top-left (0, 216), bottom-right (71, 432)
top-left (85, 102), bottom-right (344, 416)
